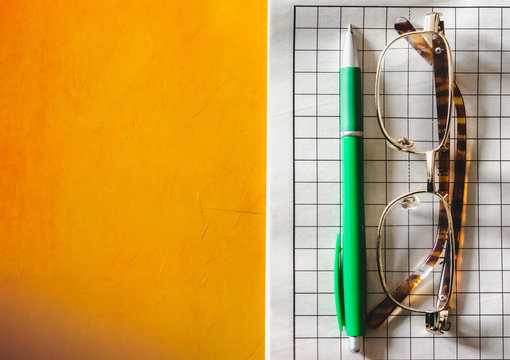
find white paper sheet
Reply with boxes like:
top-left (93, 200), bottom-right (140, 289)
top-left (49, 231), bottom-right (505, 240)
top-left (268, 1), bottom-right (510, 359)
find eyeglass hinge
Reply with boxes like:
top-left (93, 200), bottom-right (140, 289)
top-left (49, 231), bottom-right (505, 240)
top-left (425, 309), bottom-right (450, 335)
top-left (424, 12), bottom-right (442, 32)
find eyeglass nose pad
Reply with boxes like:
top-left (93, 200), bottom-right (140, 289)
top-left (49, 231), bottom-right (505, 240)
top-left (426, 150), bottom-right (436, 192)
top-left (400, 195), bottom-right (420, 209)
top-left (396, 136), bottom-right (415, 149)
top-left (386, 136), bottom-right (416, 152)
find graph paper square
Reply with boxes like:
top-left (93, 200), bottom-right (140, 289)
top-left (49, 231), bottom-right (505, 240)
top-left (318, 117), bottom-right (340, 137)
top-left (292, 5), bottom-right (510, 359)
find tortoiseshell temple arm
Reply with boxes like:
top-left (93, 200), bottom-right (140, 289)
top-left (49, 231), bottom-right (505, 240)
top-left (398, 18), bottom-right (467, 299)
top-left (367, 17), bottom-right (467, 330)
top-left (435, 84), bottom-right (467, 311)
top-left (393, 17), bottom-right (467, 252)
top-left (431, 27), bottom-right (454, 312)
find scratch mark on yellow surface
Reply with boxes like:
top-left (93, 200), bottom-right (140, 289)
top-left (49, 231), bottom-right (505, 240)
top-left (201, 220), bottom-right (212, 241)
top-left (157, 249), bottom-right (168, 279)
top-left (244, 339), bottom-right (262, 359)
top-left (206, 253), bottom-right (221, 265)
top-left (187, 24), bottom-right (206, 41)
top-left (154, 296), bottom-right (167, 308)
top-left (199, 274), bottom-right (209, 288)
top-left (206, 317), bottom-right (220, 335)
top-left (126, 249), bottom-right (141, 268)
top-left (159, 174), bottom-right (176, 208)
top-left (202, 207), bottom-right (264, 215)
top-left (191, 76), bottom-right (235, 119)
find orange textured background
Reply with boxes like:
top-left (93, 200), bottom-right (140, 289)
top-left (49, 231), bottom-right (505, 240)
top-left (0, 1), bottom-right (265, 359)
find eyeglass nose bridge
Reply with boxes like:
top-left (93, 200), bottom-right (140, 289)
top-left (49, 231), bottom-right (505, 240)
top-left (426, 150), bottom-right (436, 192)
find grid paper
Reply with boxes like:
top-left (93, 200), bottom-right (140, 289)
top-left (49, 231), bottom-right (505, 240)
top-left (293, 6), bottom-right (510, 360)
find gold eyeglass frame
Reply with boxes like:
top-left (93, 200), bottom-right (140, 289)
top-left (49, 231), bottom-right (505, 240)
top-left (373, 12), bottom-right (457, 333)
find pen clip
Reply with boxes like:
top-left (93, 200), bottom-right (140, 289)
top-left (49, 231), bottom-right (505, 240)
top-left (334, 234), bottom-right (345, 331)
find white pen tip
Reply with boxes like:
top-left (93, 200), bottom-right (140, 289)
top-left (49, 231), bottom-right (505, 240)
top-left (349, 336), bottom-right (362, 353)
top-left (341, 25), bottom-right (359, 68)
top-left (348, 23), bottom-right (353, 32)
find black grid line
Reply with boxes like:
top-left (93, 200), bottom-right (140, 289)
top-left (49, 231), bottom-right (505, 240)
top-left (477, 8), bottom-right (482, 358)
top-left (407, 8), bottom-right (414, 356)
top-left (338, 6), bottom-right (343, 358)
top-left (315, 8), bottom-right (319, 359)
top-left (384, 8), bottom-right (390, 358)
top-left (500, 7), bottom-right (506, 359)
top-left (292, 6), bottom-right (296, 359)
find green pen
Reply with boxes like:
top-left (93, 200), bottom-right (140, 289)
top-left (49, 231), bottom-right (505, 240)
top-left (335, 24), bottom-right (366, 353)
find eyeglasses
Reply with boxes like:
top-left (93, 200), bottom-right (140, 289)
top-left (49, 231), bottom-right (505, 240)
top-left (368, 13), bottom-right (467, 334)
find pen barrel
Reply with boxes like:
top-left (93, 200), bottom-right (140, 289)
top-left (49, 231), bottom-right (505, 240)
top-left (340, 66), bottom-right (366, 336)
top-left (341, 67), bottom-right (362, 132)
